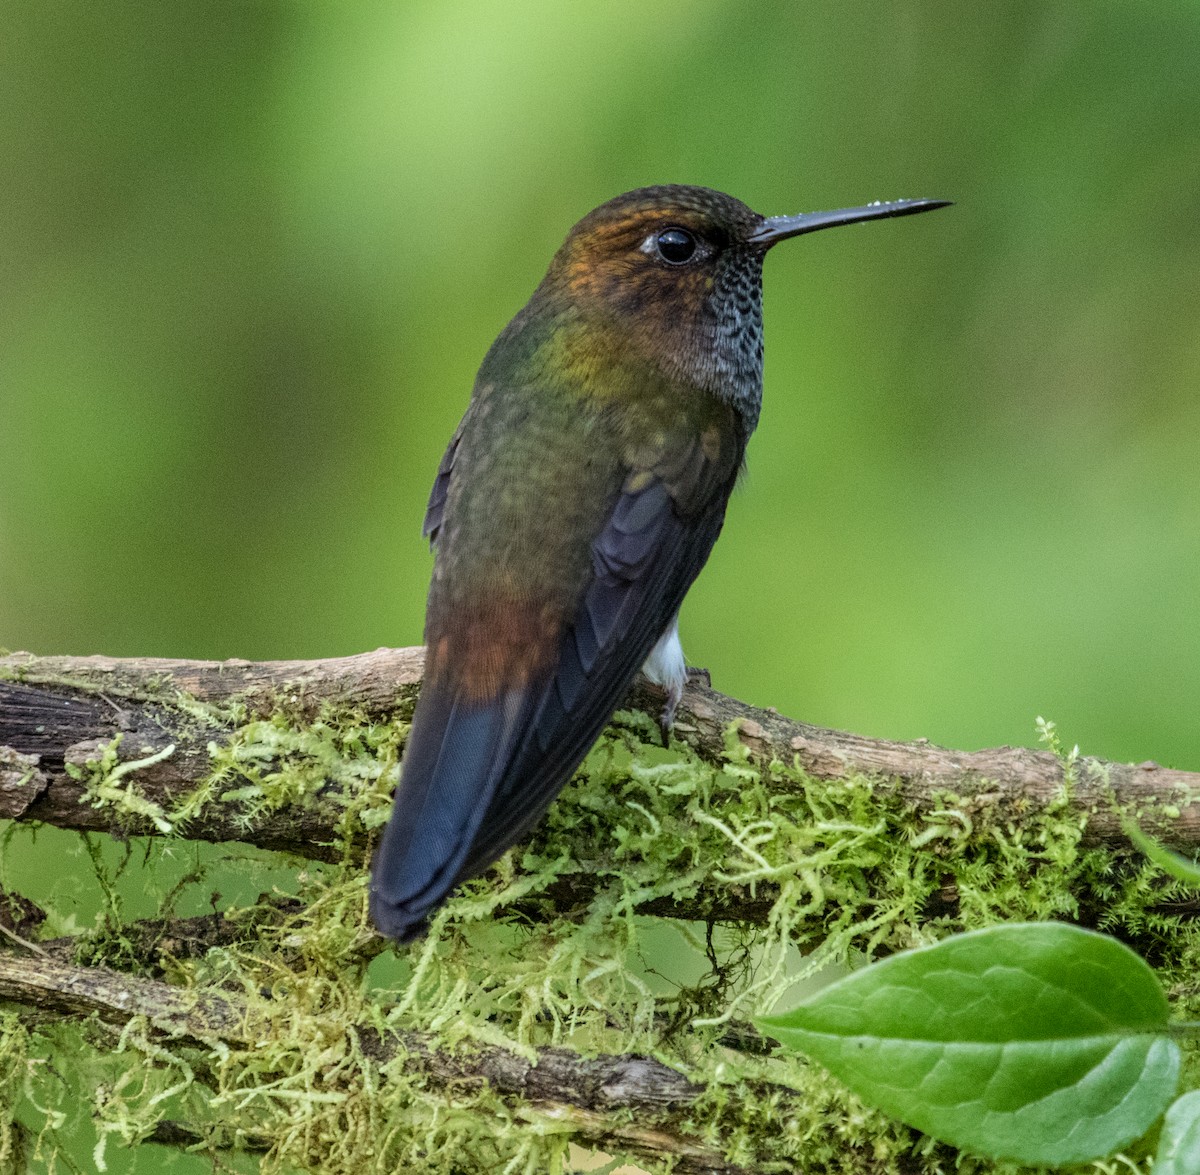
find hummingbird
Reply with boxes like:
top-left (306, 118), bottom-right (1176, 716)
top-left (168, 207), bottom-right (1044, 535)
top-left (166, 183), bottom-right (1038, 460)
top-left (370, 185), bottom-right (948, 941)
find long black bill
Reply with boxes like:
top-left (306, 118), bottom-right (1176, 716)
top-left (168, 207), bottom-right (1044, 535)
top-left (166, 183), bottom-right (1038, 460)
top-left (750, 198), bottom-right (951, 248)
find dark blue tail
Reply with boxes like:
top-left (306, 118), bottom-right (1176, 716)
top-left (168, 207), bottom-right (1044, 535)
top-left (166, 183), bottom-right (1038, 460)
top-left (368, 681), bottom-right (529, 941)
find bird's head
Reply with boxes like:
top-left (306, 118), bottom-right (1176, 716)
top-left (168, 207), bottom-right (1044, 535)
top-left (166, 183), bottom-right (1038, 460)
top-left (530, 185), bottom-right (948, 428)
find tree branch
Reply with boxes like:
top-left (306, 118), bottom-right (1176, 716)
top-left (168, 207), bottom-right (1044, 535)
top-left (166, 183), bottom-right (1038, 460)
top-left (1, 647), bottom-right (1196, 866)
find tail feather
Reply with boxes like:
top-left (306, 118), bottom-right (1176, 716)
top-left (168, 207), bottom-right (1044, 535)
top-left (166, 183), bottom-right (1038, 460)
top-left (368, 682), bottom-right (528, 940)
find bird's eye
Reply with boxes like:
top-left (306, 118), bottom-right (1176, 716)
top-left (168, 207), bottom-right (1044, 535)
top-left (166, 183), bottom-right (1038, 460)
top-left (655, 227), bottom-right (697, 264)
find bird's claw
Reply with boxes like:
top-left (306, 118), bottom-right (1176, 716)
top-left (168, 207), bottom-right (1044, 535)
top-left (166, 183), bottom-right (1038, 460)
top-left (655, 666), bottom-right (711, 745)
top-left (658, 680), bottom-right (685, 747)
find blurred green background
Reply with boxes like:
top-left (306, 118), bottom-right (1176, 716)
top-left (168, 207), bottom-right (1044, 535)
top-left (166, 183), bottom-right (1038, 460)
top-left (3, 0), bottom-right (1199, 770)
top-left (2, 1), bottom-right (1200, 1170)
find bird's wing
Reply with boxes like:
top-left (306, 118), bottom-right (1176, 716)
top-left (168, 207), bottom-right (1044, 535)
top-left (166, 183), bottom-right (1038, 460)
top-left (451, 434), bottom-right (739, 881)
top-left (421, 419), bottom-right (465, 546)
top-left (369, 413), bottom-right (742, 941)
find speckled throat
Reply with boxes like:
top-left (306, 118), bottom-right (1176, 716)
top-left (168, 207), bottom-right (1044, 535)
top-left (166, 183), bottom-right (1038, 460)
top-left (705, 245), bottom-right (765, 433)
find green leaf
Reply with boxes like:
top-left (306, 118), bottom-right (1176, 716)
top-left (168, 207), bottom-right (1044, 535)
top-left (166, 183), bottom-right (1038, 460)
top-left (1123, 817), bottom-right (1200, 888)
top-left (756, 923), bottom-right (1179, 1166)
top-left (1154, 1091), bottom-right (1200, 1175)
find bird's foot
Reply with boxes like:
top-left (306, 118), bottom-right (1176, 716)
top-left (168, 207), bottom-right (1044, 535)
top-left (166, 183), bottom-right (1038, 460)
top-left (655, 667), bottom-right (710, 745)
top-left (658, 678), bottom-right (686, 747)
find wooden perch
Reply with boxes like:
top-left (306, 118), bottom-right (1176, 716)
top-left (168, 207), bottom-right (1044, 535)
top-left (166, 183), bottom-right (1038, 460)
top-left (1, 647), bottom-right (1197, 864)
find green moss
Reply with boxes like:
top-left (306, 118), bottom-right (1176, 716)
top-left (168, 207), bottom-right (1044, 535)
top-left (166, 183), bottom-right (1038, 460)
top-left (186, 706), bottom-right (405, 844)
top-left (69, 735), bottom-right (178, 834)
top-left (3, 695), bottom-right (1195, 1174)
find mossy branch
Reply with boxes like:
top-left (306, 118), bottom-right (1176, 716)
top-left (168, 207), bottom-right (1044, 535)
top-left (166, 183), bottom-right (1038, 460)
top-left (0, 949), bottom-right (755, 1174)
top-left (1, 647), bottom-right (1197, 870)
top-left (3, 647), bottom-right (1199, 1172)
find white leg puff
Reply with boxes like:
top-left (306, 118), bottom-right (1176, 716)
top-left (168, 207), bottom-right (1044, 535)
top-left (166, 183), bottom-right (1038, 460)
top-left (641, 614), bottom-right (687, 741)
